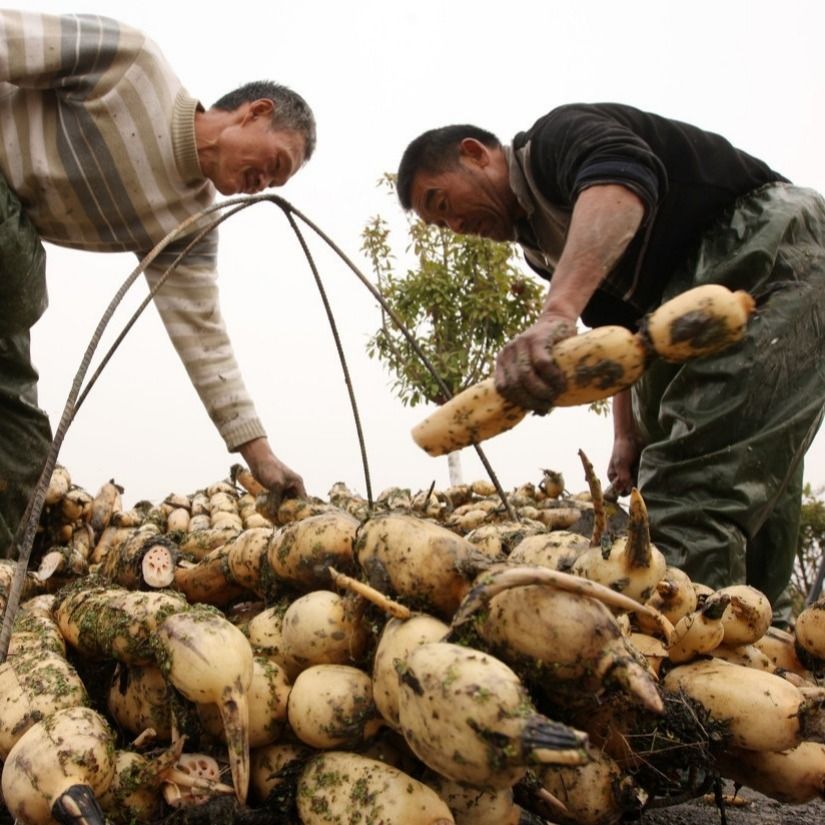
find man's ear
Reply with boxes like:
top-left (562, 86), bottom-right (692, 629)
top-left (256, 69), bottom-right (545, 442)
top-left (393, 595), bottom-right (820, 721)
top-left (245, 98), bottom-right (275, 123)
top-left (458, 137), bottom-right (490, 167)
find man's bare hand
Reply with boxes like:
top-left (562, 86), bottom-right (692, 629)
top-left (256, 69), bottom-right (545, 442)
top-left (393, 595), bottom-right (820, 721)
top-left (238, 437), bottom-right (306, 504)
top-left (607, 433), bottom-right (642, 497)
top-left (494, 315), bottom-right (577, 412)
top-left (608, 389), bottom-right (643, 498)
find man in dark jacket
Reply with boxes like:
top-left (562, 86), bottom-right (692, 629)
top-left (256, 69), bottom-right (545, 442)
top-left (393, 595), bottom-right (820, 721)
top-left (397, 103), bottom-right (825, 617)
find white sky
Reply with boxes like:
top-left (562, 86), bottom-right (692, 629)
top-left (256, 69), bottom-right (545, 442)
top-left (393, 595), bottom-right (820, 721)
top-left (18, 0), bottom-right (825, 506)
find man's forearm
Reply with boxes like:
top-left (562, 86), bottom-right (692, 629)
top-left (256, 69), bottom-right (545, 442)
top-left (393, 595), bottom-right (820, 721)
top-left (612, 388), bottom-right (635, 439)
top-left (542, 184), bottom-right (646, 321)
top-left (144, 259), bottom-right (265, 450)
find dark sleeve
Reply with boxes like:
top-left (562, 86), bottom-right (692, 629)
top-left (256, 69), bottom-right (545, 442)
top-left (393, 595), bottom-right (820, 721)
top-left (522, 254), bottom-right (551, 283)
top-left (525, 104), bottom-right (668, 217)
top-left (521, 254), bottom-right (641, 330)
top-left (580, 290), bottom-right (643, 330)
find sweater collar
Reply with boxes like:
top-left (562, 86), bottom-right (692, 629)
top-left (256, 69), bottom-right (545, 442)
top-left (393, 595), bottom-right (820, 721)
top-left (505, 143), bottom-right (540, 245)
top-left (172, 90), bottom-right (206, 184)
top-left (505, 143), bottom-right (535, 218)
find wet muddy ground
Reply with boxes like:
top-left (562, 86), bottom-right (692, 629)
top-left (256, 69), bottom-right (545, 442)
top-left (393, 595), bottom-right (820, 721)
top-left (639, 784), bottom-right (825, 825)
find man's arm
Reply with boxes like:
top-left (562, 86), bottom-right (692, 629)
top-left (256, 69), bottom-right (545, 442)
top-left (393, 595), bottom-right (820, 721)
top-left (0, 11), bottom-right (142, 92)
top-left (607, 389), bottom-right (642, 496)
top-left (144, 242), bottom-right (305, 498)
top-left (239, 437), bottom-right (306, 499)
top-left (494, 183), bottom-right (645, 411)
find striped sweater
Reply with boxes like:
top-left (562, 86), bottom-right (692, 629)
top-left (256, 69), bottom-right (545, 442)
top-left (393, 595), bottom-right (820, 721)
top-left (0, 9), bottom-right (265, 450)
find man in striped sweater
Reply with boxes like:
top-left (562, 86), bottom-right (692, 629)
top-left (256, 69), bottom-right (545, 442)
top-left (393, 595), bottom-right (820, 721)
top-left (0, 10), bottom-right (316, 552)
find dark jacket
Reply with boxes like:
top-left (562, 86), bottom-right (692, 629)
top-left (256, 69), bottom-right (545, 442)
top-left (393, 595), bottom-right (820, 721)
top-left (509, 102), bottom-right (787, 328)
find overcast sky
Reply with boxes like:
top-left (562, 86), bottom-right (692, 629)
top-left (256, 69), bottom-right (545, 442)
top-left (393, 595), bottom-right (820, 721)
top-left (19, 0), bottom-right (825, 506)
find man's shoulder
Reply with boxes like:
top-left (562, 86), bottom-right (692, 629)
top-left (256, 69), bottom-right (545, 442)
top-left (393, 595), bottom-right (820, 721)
top-left (71, 13), bottom-right (182, 94)
top-left (514, 102), bottom-right (648, 147)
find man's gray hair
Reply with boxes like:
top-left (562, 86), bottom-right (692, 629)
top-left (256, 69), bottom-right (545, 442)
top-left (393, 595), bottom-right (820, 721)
top-left (397, 124), bottom-right (500, 209)
top-left (212, 81), bottom-right (316, 161)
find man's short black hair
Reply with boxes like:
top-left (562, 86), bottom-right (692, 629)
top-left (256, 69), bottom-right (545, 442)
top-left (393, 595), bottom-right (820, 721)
top-left (396, 125), bottom-right (501, 210)
top-left (212, 81), bottom-right (316, 161)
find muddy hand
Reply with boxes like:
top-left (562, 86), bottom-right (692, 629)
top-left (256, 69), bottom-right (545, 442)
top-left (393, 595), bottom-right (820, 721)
top-left (607, 433), bottom-right (641, 497)
top-left (238, 437), bottom-right (306, 503)
top-left (494, 317), bottom-right (577, 413)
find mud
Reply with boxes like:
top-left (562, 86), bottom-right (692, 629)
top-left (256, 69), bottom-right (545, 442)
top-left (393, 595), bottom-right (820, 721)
top-left (640, 783), bottom-right (825, 825)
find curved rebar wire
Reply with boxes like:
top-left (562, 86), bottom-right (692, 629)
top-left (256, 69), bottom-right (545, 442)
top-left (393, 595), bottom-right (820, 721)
top-left (6, 202), bottom-right (249, 591)
top-left (73, 201), bottom-right (252, 415)
top-left (73, 198), bottom-right (375, 510)
top-left (77, 191), bottom-right (511, 518)
top-left (0, 201), bottom-right (244, 660)
top-left (272, 197), bottom-right (516, 521)
top-left (0, 192), bottom-right (514, 660)
top-left (281, 208), bottom-right (374, 507)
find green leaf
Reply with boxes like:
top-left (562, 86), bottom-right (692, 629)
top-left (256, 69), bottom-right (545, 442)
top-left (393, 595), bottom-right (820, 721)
top-left (361, 175), bottom-right (544, 406)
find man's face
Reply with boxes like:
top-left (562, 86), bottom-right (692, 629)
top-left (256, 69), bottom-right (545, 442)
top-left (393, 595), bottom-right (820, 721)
top-left (409, 140), bottom-right (518, 242)
top-left (208, 101), bottom-right (306, 196)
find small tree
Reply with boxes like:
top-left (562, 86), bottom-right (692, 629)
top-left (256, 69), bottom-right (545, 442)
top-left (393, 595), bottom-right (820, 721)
top-left (361, 175), bottom-right (545, 484)
top-left (793, 483), bottom-right (825, 612)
